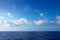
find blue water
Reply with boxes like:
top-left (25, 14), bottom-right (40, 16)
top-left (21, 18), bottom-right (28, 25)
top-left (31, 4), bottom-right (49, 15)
top-left (0, 31), bottom-right (60, 40)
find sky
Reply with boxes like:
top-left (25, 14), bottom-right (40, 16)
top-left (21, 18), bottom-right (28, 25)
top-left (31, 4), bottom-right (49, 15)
top-left (0, 0), bottom-right (60, 31)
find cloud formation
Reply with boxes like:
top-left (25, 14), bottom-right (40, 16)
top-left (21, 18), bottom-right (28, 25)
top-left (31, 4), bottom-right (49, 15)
top-left (34, 20), bottom-right (47, 25)
top-left (13, 18), bottom-right (32, 25)
top-left (7, 12), bottom-right (12, 17)
top-left (56, 16), bottom-right (60, 24)
top-left (0, 18), bottom-right (32, 27)
top-left (56, 16), bottom-right (60, 20)
top-left (0, 20), bottom-right (11, 27)
top-left (0, 15), bottom-right (60, 28)
top-left (34, 19), bottom-right (60, 26)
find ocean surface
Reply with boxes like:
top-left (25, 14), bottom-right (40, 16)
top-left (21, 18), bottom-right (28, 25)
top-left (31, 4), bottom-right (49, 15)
top-left (0, 31), bottom-right (60, 40)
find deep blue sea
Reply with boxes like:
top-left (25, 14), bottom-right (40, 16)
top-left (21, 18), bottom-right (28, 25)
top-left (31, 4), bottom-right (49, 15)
top-left (0, 31), bottom-right (60, 40)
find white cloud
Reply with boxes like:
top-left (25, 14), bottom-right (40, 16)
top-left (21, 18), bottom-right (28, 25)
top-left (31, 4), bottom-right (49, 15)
top-left (34, 20), bottom-right (59, 26)
top-left (34, 20), bottom-right (48, 25)
top-left (56, 20), bottom-right (60, 24)
top-left (13, 18), bottom-right (32, 25)
top-left (56, 16), bottom-right (60, 24)
top-left (7, 12), bottom-right (12, 17)
top-left (0, 18), bottom-right (32, 28)
top-left (0, 20), bottom-right (12, 27)
top-left (0, 17), bottom-right (60, 31)
top-left (0, 20), bottom-right (14, 31)
top-left (13, 20), bottom-right (19, 25)
top-left (0, 16), bottom-right (60, 29)
top-left (56, 16), bottom-right (60, 20)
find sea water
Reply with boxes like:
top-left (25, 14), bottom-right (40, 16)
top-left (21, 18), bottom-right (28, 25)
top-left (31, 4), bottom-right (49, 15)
top-left (0, 31), bottom-right (60, 40)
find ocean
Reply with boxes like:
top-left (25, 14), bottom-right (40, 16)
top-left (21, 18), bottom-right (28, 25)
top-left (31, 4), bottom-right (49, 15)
top-left (0, 31), bottom-right (60, 40)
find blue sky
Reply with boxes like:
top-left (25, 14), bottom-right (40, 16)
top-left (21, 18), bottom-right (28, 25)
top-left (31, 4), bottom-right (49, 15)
top-left (0, 0), bottom-right (60, 31)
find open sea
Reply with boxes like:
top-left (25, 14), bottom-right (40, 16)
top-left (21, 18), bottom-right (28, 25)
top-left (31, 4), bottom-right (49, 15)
top-left (0, 31), bottom-right (60, 40)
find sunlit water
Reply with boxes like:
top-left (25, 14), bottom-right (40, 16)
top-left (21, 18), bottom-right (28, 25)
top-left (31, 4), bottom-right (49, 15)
top-left (0, 31), bottom-right (60, 40)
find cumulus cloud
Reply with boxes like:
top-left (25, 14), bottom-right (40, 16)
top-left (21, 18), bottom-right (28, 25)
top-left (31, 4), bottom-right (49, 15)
top-left (0, 20), bottom-right (15, 31)
top-left (56, 16), bottom-right (60, 24)
top-left (34, 19), bottom-right (60, 26)
top-left (0, 16), bottom-right (60, 28)
top-left (0, 18), bottom-right (32, 28)
top-left (0, 20), bottom-right (12, 27)
top-left (13, 18), bottom-right (32, 25)
top-left (56, 20), bottom-right (60, 24)
top-left (34, 20), bottom-right (48, 25)
top-left (56, 16), bottom-right (60, 20)
top-left (7, 12), bottom-right (12, 17)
